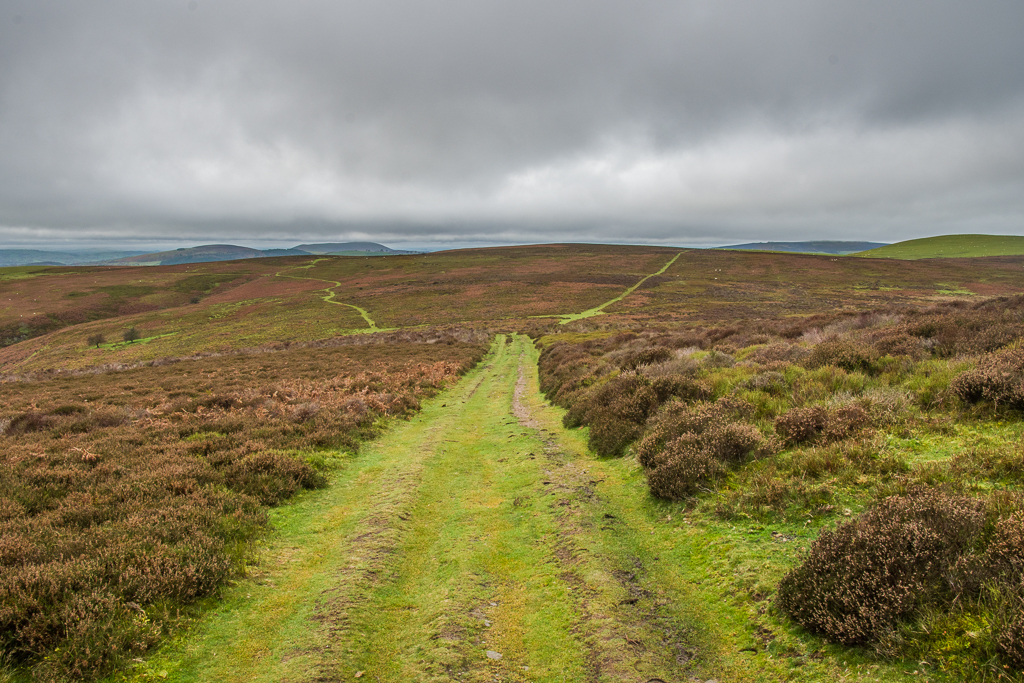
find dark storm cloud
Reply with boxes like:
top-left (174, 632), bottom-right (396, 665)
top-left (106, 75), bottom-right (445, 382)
top-left (0, 0), bottom-right (1022, 248)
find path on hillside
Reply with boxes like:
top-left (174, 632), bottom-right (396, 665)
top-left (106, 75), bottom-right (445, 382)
top-left (140, 336), bottom-right (704, 683)
top-left (555, 251), bottom-right (683, 324)
top-left (276, 260), bottom-right (379, 331)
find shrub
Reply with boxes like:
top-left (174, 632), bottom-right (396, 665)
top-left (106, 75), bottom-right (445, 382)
top-left (950, 347), bottom-right (1024, 409)
top-left (806, 339), bottom-right (879, 374)
top-left (747, 342), bottom-right (810, 365)
top-left (560, 375), bottom-right (660, 456)
top-left (774, 404), bottom-right (871, 445)
top-left (701, 349), bottom-right (735, 368)
top-left (616, 345), bottom-right (672, 370)
top-left (587, 417), bottom-right (643, 459)
top-left (640, 356), bottom-right (699, 379)
top-left (999, 609), bottom-right (1024, 670)
top-left (774, 406), bottom-right (827, 444)
top-left (872, 330), bottom-right (925, 359)
top-left (776, 490), bottom-right (991, 645)
top-left (650, 375), bottom-right (712, 403)
top-left (223, 452), bottom-right (326, 505)
top-left (645, 423), bottom-right (765, 500)
top-left (636, 399), bottom-right (741, 468)
top-left (637, 398), bottom-right (766, 500)
top-left (646, 436), bottom-right (726, 499)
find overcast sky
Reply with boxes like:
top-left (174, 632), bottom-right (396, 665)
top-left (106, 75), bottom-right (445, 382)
top-left (1, 1), bottom-right (1023, 250)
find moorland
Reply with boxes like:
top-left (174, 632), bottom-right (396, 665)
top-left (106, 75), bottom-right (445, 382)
top-left (3, 240), bottom-right (1024, 682)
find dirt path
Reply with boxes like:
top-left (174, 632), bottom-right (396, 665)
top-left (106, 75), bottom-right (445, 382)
top-left (134, 335), bottom-right (699, 683)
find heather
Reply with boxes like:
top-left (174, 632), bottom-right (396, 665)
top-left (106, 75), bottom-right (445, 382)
top-left (0, 332), bottom-right (486, 681)
top-left (4, 245), bottom-right (1024, 681)
top-left (537, 294), bottom-right (1024, 677)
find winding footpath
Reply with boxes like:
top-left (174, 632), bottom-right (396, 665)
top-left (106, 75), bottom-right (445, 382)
top-left (276, 261), bottom-right (379, 332)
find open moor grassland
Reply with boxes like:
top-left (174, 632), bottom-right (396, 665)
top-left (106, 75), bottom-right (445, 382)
top-left (3, 244), bottom-right (1024, 682)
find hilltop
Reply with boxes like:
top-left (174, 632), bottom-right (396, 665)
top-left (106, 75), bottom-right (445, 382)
top-left (856, 234), bottom-right (1024, 259)
top-left (714, 240), bottom-right (886, 255)
top-left (294, 242), bottom-right (417, 255)
top-left (100, 244), bottom-right (306, 266)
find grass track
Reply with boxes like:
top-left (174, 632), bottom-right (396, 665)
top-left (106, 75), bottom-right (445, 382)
top-left (122, 335), bottom-right (920, 683)
top-left (555, 251), bottom-right (684, 324)
top-left (276, 261), bottom-right (379, 332)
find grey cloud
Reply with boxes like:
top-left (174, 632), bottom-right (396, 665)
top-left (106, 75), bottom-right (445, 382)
top-left (0, 0), bottom-right (1022, 248)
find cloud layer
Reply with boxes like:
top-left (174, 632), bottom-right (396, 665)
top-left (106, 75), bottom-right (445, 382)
top-left (1, 1), bottom-right (1023, 248)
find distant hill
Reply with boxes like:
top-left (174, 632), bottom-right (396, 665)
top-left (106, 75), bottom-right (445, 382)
top-left (714, 241), bottom-right (887, 255)
top-left (90, 242), bottom-right (417, 266)
top-left (0, 249), bottom-right (147, 267)
top-left (98, 245), bottom-right (312, 266)
top-left (294, 242), bottom-right (416, 255)
top-left (855, 234), bottom-right (1024, 259)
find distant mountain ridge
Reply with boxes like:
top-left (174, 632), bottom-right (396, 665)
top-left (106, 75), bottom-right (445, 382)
top-left (0, 242), bottom-right (416, 267)
top-left (294, 242), bottom-right (415, 255)
top-left (714, 241), bottom-right (888, 255)
top-left (0, 249), bottom-right (148, 267)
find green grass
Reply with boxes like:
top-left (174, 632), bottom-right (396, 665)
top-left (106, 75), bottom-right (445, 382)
top-left (856, 234), bottom-right (1024, 259)
top-left (95, 332), bottom-right (179, 349)
top-left (112, 335), bottom-right (931, 683)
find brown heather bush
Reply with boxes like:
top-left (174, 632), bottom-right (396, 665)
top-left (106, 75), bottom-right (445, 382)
top-left (777, 489), bottom-right (1024, 664)
top-left (774, 403), bottom-right (871, 445)
top-left (774, 405), bottom-right (827, 443)
top-left (871, 329), bottom-right (926, 359)
top-left (951, 346), bottom-right (1024, 409)
top-left (646, 422), bottom-right (765, 499)
top-left (649, 375), bottom-right (712, 403)
top-left (0, 338), bottom-right (486, 681)
top-left (700, 349), bottom-right (735, 368)
top-left (614, 345), bottom-right (673, 371)
top-left (537, 342), bottom-right (599, 402)
top-left (645, 436), bottom-right (727, 498)
top-left (634, 398), bottom-right (767, 499)
top-left (1000, 612), bottom-right (1024, 671)
top-left (564, 375), bottom-right (660, 456)
top-left (806, 339), bottom-right (879, 374)
top-left (635, 398), bottom-right (751, 468)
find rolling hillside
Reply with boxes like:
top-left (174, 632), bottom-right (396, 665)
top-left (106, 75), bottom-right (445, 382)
top-left (715, 240), bottom-right (886, 254)
top-left (6, 244), bottom-right (1024, 682)
top-left (856, 234), bottom-right (1024, 259)
top-left (4, 243), bottom-right (1024, 373)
